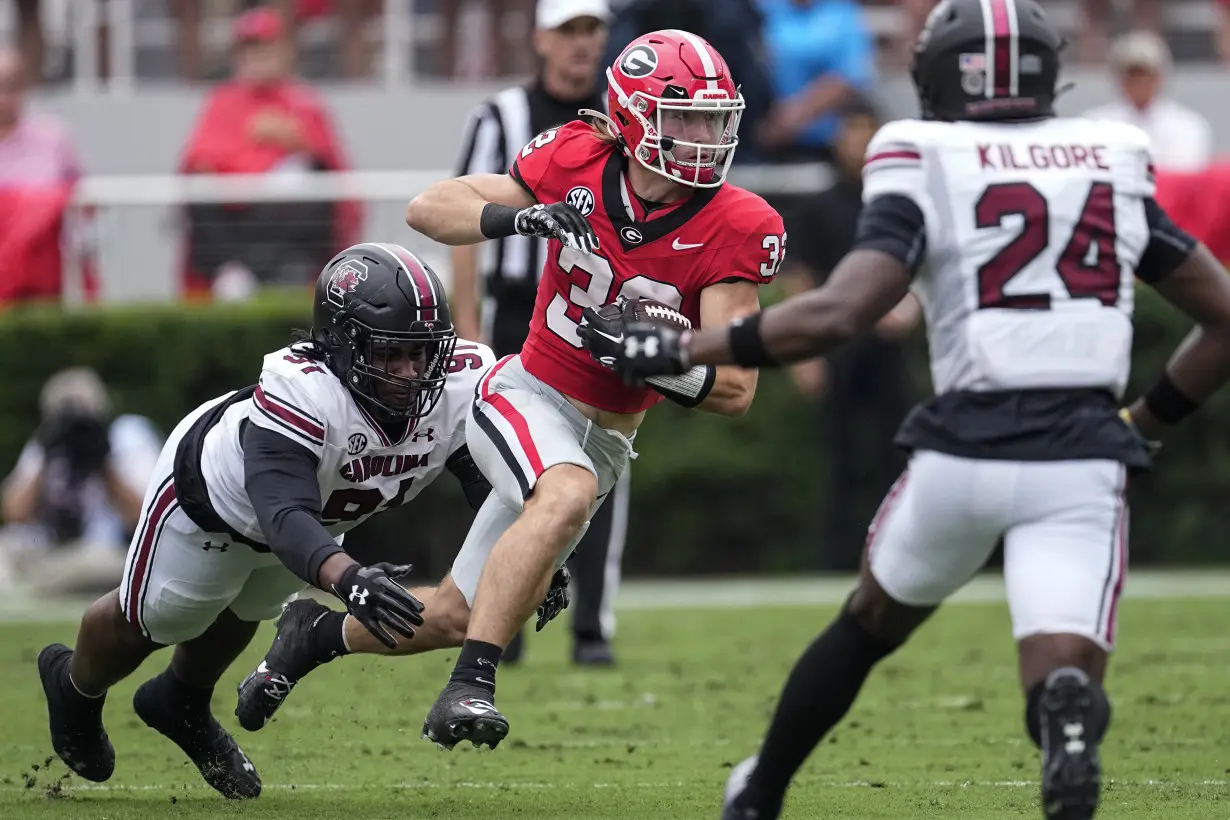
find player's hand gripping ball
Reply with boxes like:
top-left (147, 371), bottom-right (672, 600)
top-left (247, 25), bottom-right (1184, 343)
top-left (579, 297), bottom-right (691, 370)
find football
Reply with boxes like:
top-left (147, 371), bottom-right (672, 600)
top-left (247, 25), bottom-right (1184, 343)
top-left (623, 298), bottom-right (692, 331)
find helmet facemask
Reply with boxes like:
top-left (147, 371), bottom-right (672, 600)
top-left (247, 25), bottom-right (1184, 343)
top-left (610, 69), bottom-right (744, 188)
top-left (339, 321), bottom-right (457, 422)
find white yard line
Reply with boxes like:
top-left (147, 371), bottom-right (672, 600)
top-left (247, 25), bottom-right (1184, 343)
top-left (5, 778), bottom-right (1225, 793)
top-left (0, 570), bottom-right (1224, 624)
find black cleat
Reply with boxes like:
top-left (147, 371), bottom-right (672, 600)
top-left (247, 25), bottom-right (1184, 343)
top-left (133, 677), bottom-right (261, 799)
top-left (573, 638), bottom-right (616, 667)
top-left (38, 644), bottom-right (115, 782)
top-left (1039, 668), bottom-right (1102, 820)
top-left (421, 681), bottom-right (509, 750)
top-left (235, 599), bottom-right (334, 732)
top-left (720, 756), bottom-right (780, 820)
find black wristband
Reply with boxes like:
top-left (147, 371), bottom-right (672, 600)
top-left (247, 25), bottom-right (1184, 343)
top-left (1143, 372), bottom-right (1200, 425)
top-left (479, 203), bottom-right (520, 239)
top-left (729, 313), bottom-right (777, 368)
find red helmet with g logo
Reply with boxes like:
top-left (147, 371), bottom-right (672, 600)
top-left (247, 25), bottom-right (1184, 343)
top-left (603, 30), bottom-right (744, 188)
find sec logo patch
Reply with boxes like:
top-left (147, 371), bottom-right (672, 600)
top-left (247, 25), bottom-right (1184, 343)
top-left (566, 186), bottom-right (595, 217)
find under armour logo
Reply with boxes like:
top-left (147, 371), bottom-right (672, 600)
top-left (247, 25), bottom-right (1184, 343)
top-left (349, 586), bottom-right (369, 605)
top-left (625, 335), bottom-right (659, 359)
top-left (411, 428), bottom-right (435, 443)
top-left (202, 541), bottom-right (229, 553)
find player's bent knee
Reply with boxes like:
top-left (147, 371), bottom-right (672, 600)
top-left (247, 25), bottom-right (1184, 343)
top-left (846, 574), bottom-right (934, 645)
top-left (423, 578), bottom-right (471, 648)
top-left (525, 464), bottom-right (596, 535)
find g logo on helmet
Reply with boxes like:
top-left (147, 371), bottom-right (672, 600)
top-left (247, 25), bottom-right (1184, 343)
top-left (327, 260), bottom-right (369, 307)
top-left (619, 44), bottom-right (658, 79)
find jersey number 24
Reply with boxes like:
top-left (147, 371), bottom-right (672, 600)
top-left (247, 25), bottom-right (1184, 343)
top-left (976, 181), bottom-right (1119, 310)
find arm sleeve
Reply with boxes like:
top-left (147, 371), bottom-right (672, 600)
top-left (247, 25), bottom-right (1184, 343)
top-left (1137, 197), bottom-right (1199, 285)
top-left (242, 423), bottom-right (343, 587)
top-left (852, 194), bottom-right (928, 276)
top-left (446, 445), bottom-right (492, 511)
top-left (705, 209), bottom-right (788, 287)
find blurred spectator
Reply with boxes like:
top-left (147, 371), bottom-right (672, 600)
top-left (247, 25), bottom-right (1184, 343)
top-left (896, 0), bottom-right (938, 69)
top-left (0, 368), bottom-right (162, 596)
top-left (601, 0), bottom-right (771, 164)
top-left (1077, 0), bottom-right (1161, 65)
top-left (756, 0), bottom-right (874, 163)
top-left (0, 47), bottom-right (95, 306)
top-left (1083, 31), bottom-right (1212, 173)
top-left (1219, 0), bottom-right (1230, 65)
top-left (440, 1), bottom-right (538, 79)
top-left (782, 98), bottom-right (918, 570)
top-left (177, 6), bottom-right (360, 300)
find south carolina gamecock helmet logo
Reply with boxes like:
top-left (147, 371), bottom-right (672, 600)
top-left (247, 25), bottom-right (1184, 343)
top-left (327, 260), bottom-right (369, 307)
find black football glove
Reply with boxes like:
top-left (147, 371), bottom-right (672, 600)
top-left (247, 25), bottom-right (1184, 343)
top-left (332, 562), bottom-right (425, 649)
top-left (535, 560), bottom-right (572, 632)
top-left (610, 321), bottom-right (691, 384)
top-left (578, 301), bottom-right (630, 368)
top-left (515, 202), bottom-right (598, 254)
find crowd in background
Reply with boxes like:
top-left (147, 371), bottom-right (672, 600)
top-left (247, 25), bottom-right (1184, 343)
top-left (2, 0), bottom-right (1230, 585)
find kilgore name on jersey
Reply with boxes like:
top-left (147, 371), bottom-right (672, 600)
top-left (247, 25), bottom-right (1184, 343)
top-left (978, 143), bottom-right (1112, 172)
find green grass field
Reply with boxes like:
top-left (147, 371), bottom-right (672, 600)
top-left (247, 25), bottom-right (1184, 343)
top-left (1, 575), bottom-right (1227, 819)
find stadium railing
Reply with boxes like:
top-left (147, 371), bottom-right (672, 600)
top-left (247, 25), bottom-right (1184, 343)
top-left (66, 163), bottom-right (835, 304)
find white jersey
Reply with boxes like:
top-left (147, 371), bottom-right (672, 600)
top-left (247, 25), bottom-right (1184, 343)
top-left (198, 341), bottom-right (496, 542)
top-left (864, 117), bottom-right (1155, 399)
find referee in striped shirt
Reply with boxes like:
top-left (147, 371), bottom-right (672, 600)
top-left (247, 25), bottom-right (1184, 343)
top-left (451, 0), bottom-right (627, 667)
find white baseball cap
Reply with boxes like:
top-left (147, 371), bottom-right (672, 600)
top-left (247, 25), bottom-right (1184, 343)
top-left (536, 0), bottom-right (611, 31)
top-left (1109, 31), bottom-right (1172, 75)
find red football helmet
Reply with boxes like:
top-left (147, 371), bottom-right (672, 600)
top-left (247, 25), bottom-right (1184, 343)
top-left (599, 30), bottom-right (744, 188)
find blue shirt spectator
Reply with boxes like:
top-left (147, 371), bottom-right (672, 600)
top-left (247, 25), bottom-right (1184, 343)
top-left (757, 0), bottom-right (875, 156)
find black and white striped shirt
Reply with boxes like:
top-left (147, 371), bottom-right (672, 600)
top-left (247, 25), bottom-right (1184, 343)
top-left (455, 81), bottom-right (605, 355)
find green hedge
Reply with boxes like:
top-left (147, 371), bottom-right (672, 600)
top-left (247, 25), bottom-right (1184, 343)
top-left (0, 286), bottom-right (1225, 575)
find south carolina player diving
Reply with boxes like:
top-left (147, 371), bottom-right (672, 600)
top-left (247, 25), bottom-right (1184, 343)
top-left (403, 29), bottom-right (785, 750)
top-left (600, 3), bottom-right (1230, 819)
top-left (35, 243), bottom-right (570, 798)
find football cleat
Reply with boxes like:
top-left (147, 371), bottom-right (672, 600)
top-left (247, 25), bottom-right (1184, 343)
top-left (1039, 668), bottom-right (1102, 820)
top-left (235, 599), bottom-right (335, 732)
top-left (421, 681), bottom-right (509, 751)
top-left (720, 756), bottom-right (780, 820)
top-left (134, 677), bottom-right (261, 799)
top-left (38, 644), bottom-right (115, 782)
top-left (573, 638), bottom-right (616, 667)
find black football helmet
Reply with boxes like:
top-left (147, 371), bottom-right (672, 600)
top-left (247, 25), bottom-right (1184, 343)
top-left (912, 0), bottom-right (1063, 123)
top-left (311, 243), bottom-right (457, 421)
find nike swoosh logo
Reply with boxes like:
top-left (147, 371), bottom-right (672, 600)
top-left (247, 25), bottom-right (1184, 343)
top-left (673, 238), bottom-right (704, 250)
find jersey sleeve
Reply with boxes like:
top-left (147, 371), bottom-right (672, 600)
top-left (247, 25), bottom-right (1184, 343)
top-left (508, 123), bottom-right (581, 203)
top-left (250, 366), bottom-right (329, 459)
top-left (705, 208), bottom-right (788, 288)
top-left (1115, 125), bottom-right (1156, 199)
top-left (443, 341), bottom-right (498, 458)
top-left (861, 120), bottom-right (929, 206)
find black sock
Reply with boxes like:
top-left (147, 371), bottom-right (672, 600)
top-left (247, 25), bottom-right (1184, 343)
top-left (308, 611), bottom-right (350, 668)
top-left (152, 667), bottom-right (214, 713)
top-left (449, 639), bottom-right (503, 696)
top-left (743, 608), bottom-right (898, 814)
top-left (1025, 680), bottom-right (1046, 747)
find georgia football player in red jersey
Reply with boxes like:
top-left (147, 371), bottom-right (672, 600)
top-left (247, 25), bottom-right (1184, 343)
top-left (406, 29), bottom-right (785, 749)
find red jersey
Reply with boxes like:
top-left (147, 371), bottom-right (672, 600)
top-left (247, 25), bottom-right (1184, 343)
top-left (510, 121), bottom-right (785, 413)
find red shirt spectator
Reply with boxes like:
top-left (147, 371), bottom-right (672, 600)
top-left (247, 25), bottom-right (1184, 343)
top-left (178, 7), bottom-right (360, 300)
top-left (0, 47), bottom-right (93, 307)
